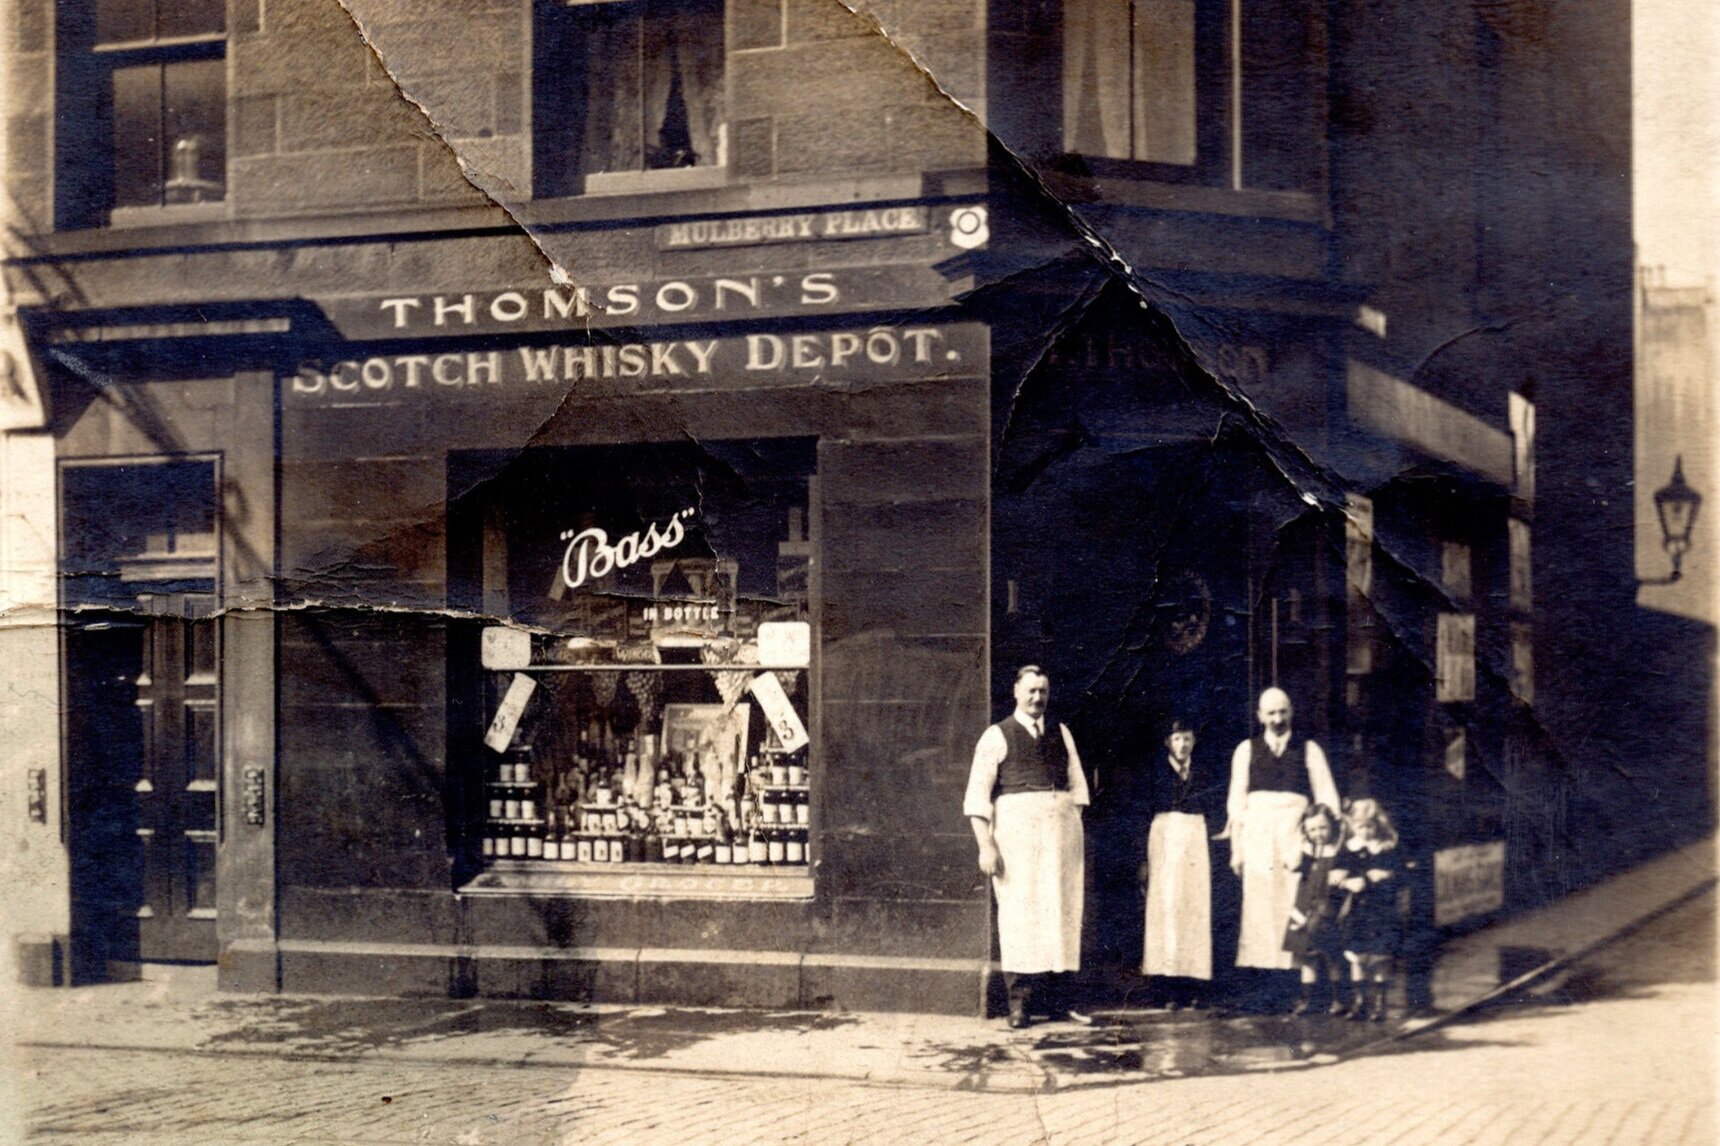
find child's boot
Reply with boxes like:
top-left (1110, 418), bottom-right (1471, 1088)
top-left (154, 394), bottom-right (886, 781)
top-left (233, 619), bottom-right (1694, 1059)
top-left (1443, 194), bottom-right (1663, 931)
top-left (1328, 979), bottom-right (1351, 1017)
top-left (1346, 983), bottom-right (1369, 1021)
top-left (1291, 981), bottom-right (1313, 1016)
top-left (1368, 981), bottom-right (1388, 1022)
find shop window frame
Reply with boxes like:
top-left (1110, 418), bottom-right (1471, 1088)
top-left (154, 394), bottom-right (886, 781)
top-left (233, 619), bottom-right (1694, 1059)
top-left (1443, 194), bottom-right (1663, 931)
top-left (445, 439), bottom-right (818, 901)
top-left (55, 0), bottom-right (231, 230)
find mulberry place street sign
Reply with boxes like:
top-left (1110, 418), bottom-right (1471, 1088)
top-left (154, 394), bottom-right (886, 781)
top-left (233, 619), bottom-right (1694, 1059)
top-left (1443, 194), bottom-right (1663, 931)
top-left (286, 322), bottom-right (988, 405)
top-left (312, 265), bottom-right (956, 340)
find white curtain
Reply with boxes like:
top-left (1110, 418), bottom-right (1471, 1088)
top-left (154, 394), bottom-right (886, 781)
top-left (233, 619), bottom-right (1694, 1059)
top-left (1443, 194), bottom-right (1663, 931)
top-left (1064, 0), bottom-right (1196, 166)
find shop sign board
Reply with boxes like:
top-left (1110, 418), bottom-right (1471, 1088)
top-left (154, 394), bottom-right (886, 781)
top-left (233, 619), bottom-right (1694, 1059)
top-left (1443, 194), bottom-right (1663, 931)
top-left (1434, 840), bottom-right (1506, 926)
top-left (655, 206), bottom-right (931, 249)
top-left (312, 264), bottom-right (955, 339)
top-left (286, 322), bottom-right (986, 405)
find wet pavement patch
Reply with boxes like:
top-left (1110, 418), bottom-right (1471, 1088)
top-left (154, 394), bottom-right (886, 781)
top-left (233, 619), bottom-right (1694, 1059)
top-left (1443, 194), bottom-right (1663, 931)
top-left (913, 1007), bottom-right (1523, 1090)
top-left (199, 996), bottom-right (858, 1061)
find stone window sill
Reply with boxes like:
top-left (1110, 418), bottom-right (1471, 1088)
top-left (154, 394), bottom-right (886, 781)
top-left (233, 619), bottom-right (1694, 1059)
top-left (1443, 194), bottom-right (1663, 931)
top-left (459, 859), bottom-right (814, 901)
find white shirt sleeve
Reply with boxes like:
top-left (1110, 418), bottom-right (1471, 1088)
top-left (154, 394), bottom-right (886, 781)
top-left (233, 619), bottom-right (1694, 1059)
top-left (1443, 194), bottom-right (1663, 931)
top-left (1227, 738), bottom-right (1253, 827)
top-left (963, 724), bottom-right (1008, 821)
top-left (1061, 724), bottom-right (1090, 807)
top-left (1305, 740), bottom-right (1340, 811)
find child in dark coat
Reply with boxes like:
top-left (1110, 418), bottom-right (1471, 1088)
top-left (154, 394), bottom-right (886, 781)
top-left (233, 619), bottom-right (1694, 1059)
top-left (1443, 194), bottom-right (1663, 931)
top-left (1282, 802), bottom-right (1347, 1016)
top-left (1339, 798), bottom-right (1402, 1021)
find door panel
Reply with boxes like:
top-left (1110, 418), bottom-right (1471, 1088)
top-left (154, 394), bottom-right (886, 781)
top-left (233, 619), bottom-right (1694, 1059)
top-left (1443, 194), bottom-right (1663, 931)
top-left (135, 594), bottom-right (220, 961)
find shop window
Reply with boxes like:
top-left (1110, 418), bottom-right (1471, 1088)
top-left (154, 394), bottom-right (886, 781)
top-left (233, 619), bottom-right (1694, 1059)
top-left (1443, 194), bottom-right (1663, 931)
top-left (1061, 0), bottom-right (1323, 191)
top-left (449, 440), bottom-right (815, 895)
top-left (1510, 621), bottom-right (1534, 704)
top-left (1508, 518), bottom-right (1531, 612)
top-left (1435, 612), bottom-right (1476, 704)
top-left (1441, 540), bottom-right (1473, 603)
top-left (1509, 392), bottom-right (1536, 504)
top-left (533, 0), bottom-right (727, 198)
top-left (56, 0), bottom-right (227, 228)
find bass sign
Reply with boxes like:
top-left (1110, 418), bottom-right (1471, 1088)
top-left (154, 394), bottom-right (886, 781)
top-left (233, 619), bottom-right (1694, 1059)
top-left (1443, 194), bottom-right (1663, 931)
top-left (561, 508), bottom-right (694, 590)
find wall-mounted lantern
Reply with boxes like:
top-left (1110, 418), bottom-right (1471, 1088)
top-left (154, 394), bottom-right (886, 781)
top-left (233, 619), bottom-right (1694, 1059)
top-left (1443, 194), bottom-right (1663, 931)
top-left (1642, 456), bottom-right (1703, 585)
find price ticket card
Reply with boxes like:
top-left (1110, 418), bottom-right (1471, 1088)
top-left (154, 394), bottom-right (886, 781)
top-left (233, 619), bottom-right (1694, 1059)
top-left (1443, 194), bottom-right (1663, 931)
top-left (483, 672), bottom-right (538, 752)
top-left (747, 671), bottom-right (809, 754)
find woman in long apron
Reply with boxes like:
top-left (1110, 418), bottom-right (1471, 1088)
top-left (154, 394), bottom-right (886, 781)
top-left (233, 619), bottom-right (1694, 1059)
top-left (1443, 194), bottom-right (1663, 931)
top-left (1140, 719), bottom-right (1220, 1009)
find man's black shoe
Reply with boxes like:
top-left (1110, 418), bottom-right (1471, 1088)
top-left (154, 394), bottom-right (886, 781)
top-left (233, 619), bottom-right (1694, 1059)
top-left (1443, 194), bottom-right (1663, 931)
top-left (1007, 1009), bottom-right (1030, 1030)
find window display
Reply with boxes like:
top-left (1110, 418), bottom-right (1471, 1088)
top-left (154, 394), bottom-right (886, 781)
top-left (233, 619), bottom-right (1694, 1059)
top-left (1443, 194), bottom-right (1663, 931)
top-left (451, 439), bottom-right (816, 885)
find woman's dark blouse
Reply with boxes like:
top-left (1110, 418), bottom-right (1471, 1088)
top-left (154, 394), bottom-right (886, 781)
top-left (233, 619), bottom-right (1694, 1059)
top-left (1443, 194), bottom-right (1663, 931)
top-left (1148, 755), bottom-right (1222, 820)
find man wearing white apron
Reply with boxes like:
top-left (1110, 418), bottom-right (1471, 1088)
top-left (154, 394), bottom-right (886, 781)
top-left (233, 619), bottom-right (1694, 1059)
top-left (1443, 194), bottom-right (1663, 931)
top-left (965, 665), bottom-right (1091, 1029)
top-left (1225, 688), bottom-right (1340, 996)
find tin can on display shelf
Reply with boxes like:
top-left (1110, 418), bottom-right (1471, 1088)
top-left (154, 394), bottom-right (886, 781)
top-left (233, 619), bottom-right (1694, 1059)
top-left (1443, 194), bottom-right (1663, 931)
top-left (788, 763), bottom-right (805, 786)
top-left (509, 831), bottom-right (527, 858)
top-left (488, 798), bottom-right (504, 818)
top-left (696, 839), bottom-right (716, 864)
top-left (526, 832), bottom-right (543, 858)
top-left (481, 835), bottom-right (496, 858)
top-left (576, 838), bottom-right (593, 863)
top-left (609, 837), bottom-right (625, 863)
top-left (767, 830), bottom-right (786, 865)
top-left (593, 838), bottom-right (609, 862)
top-left (749, 832), bottom-right (769, 864)
top-left (786, 834), bottom-right (805, 865)
top-left (795, 792), bottom-right (810, 825)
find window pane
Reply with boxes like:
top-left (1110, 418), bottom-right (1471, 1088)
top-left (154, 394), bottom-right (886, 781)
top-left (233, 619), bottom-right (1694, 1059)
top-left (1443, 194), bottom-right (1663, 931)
top-left (162, 57), bottom-right (226, 203)
top-left (96, 0), bottom-right (154, 44)
top-left (1063, 0), bottom-right (1133, 157)
top-left (185, 702), bottom-right (218, 787)
top-left (185, 836), bottom-right (217, 912)
top-left (158, 0), bottom-right (225, 38)
top-left (1132, 0), bottom-right (1196, 165)
top-left (579, 6), bottom-right (644, 174)
top-left (642, 0), bottom-right (724, 169)
top-left (112, 64), bottom-right (164, 208)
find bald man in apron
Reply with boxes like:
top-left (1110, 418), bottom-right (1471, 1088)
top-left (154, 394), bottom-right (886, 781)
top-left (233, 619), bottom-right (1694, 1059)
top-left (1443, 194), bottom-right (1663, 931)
top-left (965, 665), bottom-right (1092, 1029)
top-left (1225, 688), bottom-right (1341, 1003)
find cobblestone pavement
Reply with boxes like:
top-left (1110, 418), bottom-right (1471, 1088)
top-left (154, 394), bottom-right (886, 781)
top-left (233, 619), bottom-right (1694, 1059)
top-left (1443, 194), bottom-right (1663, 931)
top-left (14, 887), bottom-right (1714, 1145)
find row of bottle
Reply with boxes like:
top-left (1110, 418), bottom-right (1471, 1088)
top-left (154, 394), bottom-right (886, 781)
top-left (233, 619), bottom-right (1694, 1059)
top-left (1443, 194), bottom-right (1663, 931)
top-left (481, 822), bottom-right (810, 866)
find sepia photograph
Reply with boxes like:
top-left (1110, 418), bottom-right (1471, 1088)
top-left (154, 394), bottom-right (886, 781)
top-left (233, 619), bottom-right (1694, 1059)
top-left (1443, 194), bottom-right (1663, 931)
top-left (0, 0), bottom-right (1714, 1141)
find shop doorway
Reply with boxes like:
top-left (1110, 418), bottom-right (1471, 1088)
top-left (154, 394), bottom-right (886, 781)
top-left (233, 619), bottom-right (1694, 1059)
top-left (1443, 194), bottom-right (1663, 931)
top-left (61, 459), bottom-right (221, 978)
top-left (994, 430), bottom-right (1333, 996)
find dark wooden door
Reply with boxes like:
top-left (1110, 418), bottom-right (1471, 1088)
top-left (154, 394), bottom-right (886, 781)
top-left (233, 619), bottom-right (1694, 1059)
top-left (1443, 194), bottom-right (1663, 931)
top-left (134, 593), bottom-right (221, 962)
